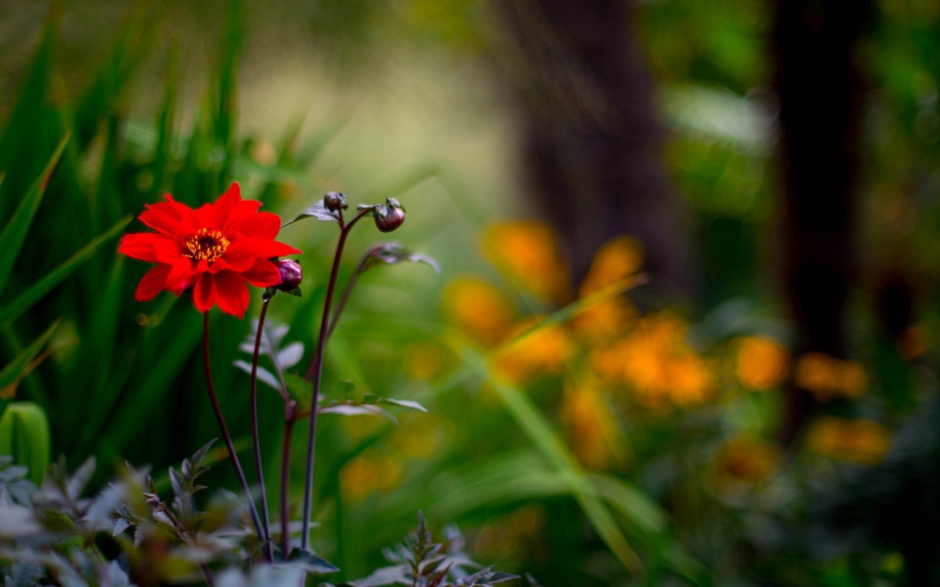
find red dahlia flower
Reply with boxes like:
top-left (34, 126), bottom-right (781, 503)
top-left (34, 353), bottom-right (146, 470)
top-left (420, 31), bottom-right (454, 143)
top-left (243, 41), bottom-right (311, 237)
top-left (118, 183), bottom-right (301, 318)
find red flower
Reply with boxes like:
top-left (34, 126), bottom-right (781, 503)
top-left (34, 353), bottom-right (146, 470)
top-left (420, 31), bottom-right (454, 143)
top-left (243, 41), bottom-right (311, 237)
top-left (118, 183), bottom-right (301, 318)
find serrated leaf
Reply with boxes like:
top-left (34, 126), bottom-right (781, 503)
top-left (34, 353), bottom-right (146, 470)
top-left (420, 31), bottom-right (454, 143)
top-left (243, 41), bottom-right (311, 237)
top-left (341, 564), bottom-right (411, 587)
top-left (363, 394), bottom-right (428, 413)
top-left (367, 243), bottom-right (440, 274)
top-left (287, 548), bottom-right (341, 574)
top-left (99, 560), bottom-right (132, 587)
top-left (282, 200), bottom-right (340, 227)
top-left (191, 439), bottom-right (216, 468)
top-left (277, 342), bottom-right (304, 369)
top-left (66, 457), bottom-right (96, 501)
top-left (334, 379), bottom-right (357, 398)
top-left (284, 372), bottom-right (312, 410)
top-left (318, 403), bottom-right (397, 424)
top-left (169, 467), bottom-right (184, 498)
top-left (234, 360), bottom-right (281, 391)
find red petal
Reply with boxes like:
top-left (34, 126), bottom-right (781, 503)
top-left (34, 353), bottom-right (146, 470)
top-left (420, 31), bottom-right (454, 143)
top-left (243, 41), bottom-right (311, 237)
top-left (217, 240), bottom-right (258, 272)
top-left (242, 258), bottom-right (281, 287)
top-left (230, 211), bottom-right (281, 239)
top-left (138, 195), bottom-right (196, 236)
top-left (192, 273), bottom-right (218, 313)
top-left (213, 271), bottom-right (249, 318)
top-left (134, 265), bottom-right (172, 301)
top-left (234, 237), bottom-right (302, 259)
top-left (166, 260), bottom-right (198, 294)
top-left (208, 183), bottom-right (241, 229)
top-left (118, 233), bottom-right (178, 263)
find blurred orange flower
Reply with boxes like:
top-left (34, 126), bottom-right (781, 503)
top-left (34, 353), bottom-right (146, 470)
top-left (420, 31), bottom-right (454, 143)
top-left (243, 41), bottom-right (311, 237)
top-left (793, 353), bottom-right (867, 401)
top-left (442, 276), bottom-right (516, 347)
top-left (591, 313), bottom-right (713, 409)
top-left (491, 317), bottom-right (575, 384)
top-left (572, 297), bottom-right (638, 343)
top-left (560, 378), bottom-right (624, 470)
top-left (579, 236), bottom-right (644, 297)
top-left (806, 417), bottom-right (891, 465)
top-left (735, 336), bottom-right (790, 390)
top-left (339, 451), bottom-right (402, 502)
top-left (483, 221), bottom-right (571, 304)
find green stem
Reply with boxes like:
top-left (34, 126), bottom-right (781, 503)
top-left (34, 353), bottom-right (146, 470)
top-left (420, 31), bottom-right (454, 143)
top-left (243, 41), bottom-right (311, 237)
top-left (201, 311), bottom-right (265, 553)
top-left (250, 299), bottom-right (274, 563)
top-left (299, 208), bottom-right (371, 551)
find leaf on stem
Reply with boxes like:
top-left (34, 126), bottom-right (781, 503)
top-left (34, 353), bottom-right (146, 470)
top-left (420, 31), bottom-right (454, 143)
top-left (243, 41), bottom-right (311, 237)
top-left (282, 199), bottom-right (340, 227)
top-left (362, 242), bottom-right (440, 274)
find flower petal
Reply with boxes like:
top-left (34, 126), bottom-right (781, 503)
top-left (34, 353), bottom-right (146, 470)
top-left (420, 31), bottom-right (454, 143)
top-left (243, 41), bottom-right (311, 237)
top-left (229, 210), bottom-right (281, 239)
top-left (134, 265), bottom-right (172, 301)
top-left (192, 273), bottom-right (218, 313)
top-left (139, 195), bottom-right (197, 236)
top-left (213, 270), bottom-right (250, 318)
top-left (208, 183), bottom-right (242, 229)
top-left (235, 237), bottom-right (303, 259)
top-left (118, 233), bottom-right (178, 264)
top-left (166, 260), bottom-right (198, 294)
top-left (242, 258), bottom-right (282, 287)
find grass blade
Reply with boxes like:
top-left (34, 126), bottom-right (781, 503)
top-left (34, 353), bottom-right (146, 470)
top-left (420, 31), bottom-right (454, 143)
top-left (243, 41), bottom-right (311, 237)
top-left (0, 216), bottom-right (131, 329)
top-left (0, 134), bottom-right (70, 299)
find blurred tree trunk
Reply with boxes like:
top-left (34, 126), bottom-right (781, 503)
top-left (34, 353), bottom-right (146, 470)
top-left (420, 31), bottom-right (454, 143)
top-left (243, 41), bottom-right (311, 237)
top-left (490, 0), bottom-right (694, 299)
top-left (773, 0), bottom-right (872, 444)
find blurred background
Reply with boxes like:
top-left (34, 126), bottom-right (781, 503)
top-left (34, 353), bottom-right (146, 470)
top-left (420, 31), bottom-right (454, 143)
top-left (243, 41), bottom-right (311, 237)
top-left (3, 0), bottom-right (940, 585)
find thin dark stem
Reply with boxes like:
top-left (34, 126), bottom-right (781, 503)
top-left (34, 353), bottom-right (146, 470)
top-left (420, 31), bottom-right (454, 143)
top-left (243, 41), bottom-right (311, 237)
top-left (201, 312), bottom-right (265, 553)
top-left (281, 404), bottom-right (297, 558)
top-left (250, 300), bottom-right (274, 563)
top-left (299, 207), bottom-right (372, 551)
top-left (326, 255), bottom-right (368, 340)
top-left (200, 563), bottom-right (216, 587)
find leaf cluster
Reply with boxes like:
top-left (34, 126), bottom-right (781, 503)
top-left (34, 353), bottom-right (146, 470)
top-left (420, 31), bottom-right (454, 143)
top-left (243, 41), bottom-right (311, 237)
top-left (339, 513), bottom-right (520, 587)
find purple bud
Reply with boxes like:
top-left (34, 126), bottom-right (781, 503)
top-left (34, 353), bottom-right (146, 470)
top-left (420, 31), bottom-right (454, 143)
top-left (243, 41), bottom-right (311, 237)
top-left (324, 191), bottom-right (348, 212)
top-left (374, 198), bottom-right (406, 233)
top-left (276, 259), bottom-right (303, 292)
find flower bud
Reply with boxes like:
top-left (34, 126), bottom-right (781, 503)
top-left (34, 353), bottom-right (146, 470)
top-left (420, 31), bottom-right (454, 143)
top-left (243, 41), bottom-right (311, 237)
top-left (276, 259), bottom-right (303, 292)
top-left (324, 191), bottom-right (348, 212)
top-left (374, 198), bottom-right (406, 233)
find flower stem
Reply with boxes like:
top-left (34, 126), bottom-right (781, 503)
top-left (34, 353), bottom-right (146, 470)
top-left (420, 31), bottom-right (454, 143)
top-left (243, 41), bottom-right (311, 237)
top-left (299, 208), bottom-right (371, 551)
top-left (201, 311), bottom-right (265, 554)
top-left (250, 300), bottom-right (274, 563)
top-left (281, 403), bottom-right (297, 558)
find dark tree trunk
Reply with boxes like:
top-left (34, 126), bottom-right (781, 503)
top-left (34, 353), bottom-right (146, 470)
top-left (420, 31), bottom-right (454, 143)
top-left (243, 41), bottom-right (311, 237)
top-left (772, 0), bottom-right (872, 444)
top-left (490, 0), bottom-right (694, 299)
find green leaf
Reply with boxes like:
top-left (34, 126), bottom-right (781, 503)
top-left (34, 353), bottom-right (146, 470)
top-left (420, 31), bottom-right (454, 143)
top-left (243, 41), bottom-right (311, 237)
top-left (0, 215), bottom-right (131, 329)
top-left (450, 336), bottom-right (644, 574)
top-left (361, 242), bottom-right (440, 274)
top-left (0, 320), bottom-right (60, 421)
top-left (363, 393), bottom-right (428, 413)
top-left (0, 134), bottom-right (70, 300)
top-left (287, 548), bottom-right (340, 574)
top-left (282, 199), bottom-right (340, 227)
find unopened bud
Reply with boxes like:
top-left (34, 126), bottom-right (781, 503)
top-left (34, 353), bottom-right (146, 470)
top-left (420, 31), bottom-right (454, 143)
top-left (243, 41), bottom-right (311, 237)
top-left (374, 198), bottom-right (406, 233)
top-left (324, 192), bottom-right (348, 212)
top-left (276, 259), bottom-right (303, 292)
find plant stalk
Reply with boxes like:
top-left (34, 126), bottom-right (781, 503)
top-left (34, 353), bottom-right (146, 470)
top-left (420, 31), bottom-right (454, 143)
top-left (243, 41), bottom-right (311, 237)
top-left (299, 208), bottom-right (371, 550)
top-left (202, 311), bottom-right (265, 553)
top-left (250, 299), bottom-right (274, 563)
top-left (281, 403), bottom-right (297, 558)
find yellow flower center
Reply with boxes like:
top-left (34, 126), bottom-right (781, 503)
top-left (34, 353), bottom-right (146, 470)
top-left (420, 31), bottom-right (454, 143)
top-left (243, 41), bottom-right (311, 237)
top-left (184, 228), bottom-right (230, 262)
